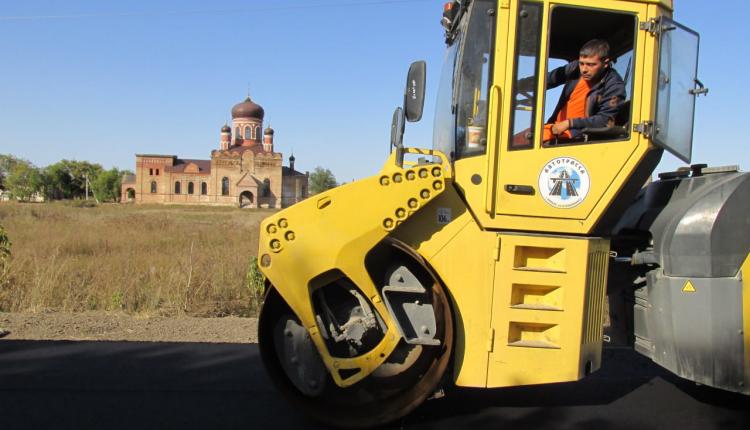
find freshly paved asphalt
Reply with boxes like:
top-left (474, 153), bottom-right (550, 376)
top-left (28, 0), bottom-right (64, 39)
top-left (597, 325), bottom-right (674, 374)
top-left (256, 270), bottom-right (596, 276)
top-left (0, 340), bottom-right (747, 429)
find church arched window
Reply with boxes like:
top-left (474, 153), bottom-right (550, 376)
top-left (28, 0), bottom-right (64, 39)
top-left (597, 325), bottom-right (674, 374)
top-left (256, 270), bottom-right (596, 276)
top-left (187, 182), bottom-right (194, 195)
top-left (235, 127), bottom-right (240, 139)
top-left (256, 126), bottom-right (261, 140)
top-left (174, 181), bottom-right (181, 194)
top-left (201, 182), bottom-right (207, 195)
top-left (262, 178), bottom-right (271, 197)
top-left (150, 181), bottom-right (157, 194)
top-left (244, 126), bottom-right (251, 140)
top-left (221, 177), bottom-right (230, 196)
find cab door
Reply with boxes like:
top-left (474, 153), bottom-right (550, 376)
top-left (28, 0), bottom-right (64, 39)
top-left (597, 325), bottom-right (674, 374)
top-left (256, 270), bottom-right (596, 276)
top-left (485, 0), bottom-right (650, 235)
top-left (651, 16), bottom-right (703, 163)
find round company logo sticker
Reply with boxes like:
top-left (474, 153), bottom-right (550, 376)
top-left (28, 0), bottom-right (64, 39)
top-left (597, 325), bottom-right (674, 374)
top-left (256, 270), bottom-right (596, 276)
top-left (538, 157), bottom-right (590, 209)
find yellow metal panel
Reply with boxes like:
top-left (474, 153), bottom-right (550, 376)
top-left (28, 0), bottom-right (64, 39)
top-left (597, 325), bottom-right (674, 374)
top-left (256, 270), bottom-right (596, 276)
top-left (258, 148), bottom-right (452, 387)
top-left (392, 186), bottom-right (495, 387)
top-left (631, 0), bottom-right (672, 10)
top-left (484, 3), bottom-right (513, 214)
top-left (576, 0), bottom-right (671, 10)
top-left (741, 253), bottom-right (750, 392)
top-left (487, 234), bottom-right (609, 387)
top-left (456, 155), bottom-right (493, 221)
top-left (533, 1), bottom-right (551, 152)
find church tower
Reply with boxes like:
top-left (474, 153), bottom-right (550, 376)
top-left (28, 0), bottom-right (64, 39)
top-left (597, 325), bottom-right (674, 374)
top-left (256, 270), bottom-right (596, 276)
top-left (220, 123), bottom-right (231, 150)
top-left (263, 126), bottom-right (274, 153)
top-left (231, 96), bottom-right (264, 147)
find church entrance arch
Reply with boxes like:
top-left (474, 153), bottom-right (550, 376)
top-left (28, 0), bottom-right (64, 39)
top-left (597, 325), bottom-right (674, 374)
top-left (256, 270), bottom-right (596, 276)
top-left (239, 191), bottom-right (254, 208)
top-left (126, 188), bottom-right (135, 202)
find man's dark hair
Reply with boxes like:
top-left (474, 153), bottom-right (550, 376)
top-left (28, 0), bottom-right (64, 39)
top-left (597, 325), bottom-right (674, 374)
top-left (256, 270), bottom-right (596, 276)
top-left (579, 39), bottom-right (611, 61)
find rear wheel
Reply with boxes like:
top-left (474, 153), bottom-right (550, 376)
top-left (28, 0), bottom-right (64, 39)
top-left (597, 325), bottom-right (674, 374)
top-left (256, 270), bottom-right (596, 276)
top-left (258, 261), bottom-right (453, 428)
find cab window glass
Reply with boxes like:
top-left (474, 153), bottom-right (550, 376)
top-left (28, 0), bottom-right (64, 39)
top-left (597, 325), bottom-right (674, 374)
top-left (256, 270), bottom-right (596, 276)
top-left (432, 36), bottom-right (460, 159)
top-left (508, 2), bottom-right (543, 150)
top-left (454, 0), bottom-right (496, 159)
top-left (542, 7), bottom-right (636, 146)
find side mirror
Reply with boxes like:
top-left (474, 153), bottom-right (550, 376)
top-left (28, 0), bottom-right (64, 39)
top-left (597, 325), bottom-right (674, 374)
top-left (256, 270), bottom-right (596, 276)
top-left (404, 61), bottom-right (426, 122)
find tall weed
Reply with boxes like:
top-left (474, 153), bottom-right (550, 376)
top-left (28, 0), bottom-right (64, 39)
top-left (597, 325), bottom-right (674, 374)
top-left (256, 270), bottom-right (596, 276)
top-left (246, 256), bottom-right (265, 315)
top-left (0, 203), bottom-right (274, 316)
top-left (0, 224), bottom-right (10, 286)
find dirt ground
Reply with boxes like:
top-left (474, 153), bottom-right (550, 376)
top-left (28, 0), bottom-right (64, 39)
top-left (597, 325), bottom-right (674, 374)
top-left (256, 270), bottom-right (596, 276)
top-left (0, 311), bottom-right (258, 344)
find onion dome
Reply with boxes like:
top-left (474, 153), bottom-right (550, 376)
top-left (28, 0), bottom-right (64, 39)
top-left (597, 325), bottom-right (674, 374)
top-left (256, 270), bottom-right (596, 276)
top-left (221, 124), bottom-right (231, 133)
top-left (289, 154), bottom-right (295, 162)
top-left (264, 126), bottom-right (274, 135)
top-left (231, 96), bottom-right (264, 120)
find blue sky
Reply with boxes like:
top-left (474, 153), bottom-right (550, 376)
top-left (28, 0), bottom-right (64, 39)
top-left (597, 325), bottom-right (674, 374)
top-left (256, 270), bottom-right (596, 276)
top-left (0, 0), bottom-right (747, 182)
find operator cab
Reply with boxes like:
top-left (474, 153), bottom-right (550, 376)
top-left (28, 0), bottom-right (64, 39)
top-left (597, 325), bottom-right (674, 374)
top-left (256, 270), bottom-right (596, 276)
top-left (434, 0), bottom-right (704, 235)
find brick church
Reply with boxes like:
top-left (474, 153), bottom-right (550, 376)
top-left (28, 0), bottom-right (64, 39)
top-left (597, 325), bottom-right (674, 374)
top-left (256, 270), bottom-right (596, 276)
top-left (121, 96), bottom-right (308, 208)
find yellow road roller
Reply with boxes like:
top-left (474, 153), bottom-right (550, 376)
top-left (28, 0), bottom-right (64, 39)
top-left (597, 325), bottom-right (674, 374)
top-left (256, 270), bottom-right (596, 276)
top-left (257, 0), bottom-right (750, 426)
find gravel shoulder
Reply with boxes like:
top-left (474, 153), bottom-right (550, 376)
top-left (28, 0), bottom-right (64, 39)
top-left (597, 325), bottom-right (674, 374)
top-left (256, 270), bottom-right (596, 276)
top-left (0, 311), bottom-right (258, 344)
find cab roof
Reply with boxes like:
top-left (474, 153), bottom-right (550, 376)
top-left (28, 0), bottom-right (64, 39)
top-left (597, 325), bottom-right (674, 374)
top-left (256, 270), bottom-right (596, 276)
top-left (612, 0), bottom-right (672, 10)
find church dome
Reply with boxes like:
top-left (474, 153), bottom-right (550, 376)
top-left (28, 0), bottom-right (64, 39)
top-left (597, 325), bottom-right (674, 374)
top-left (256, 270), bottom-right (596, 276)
top-left (264, 126), bottom-right (274, 135)
top-left (221, 124), bottom-right (231, 133)
top-left (232, 96), bottom-right (264, 120)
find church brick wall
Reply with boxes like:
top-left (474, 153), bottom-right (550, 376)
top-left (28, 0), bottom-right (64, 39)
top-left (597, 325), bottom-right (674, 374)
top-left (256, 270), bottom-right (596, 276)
top-left (123, 97), bottom-right (307, 208)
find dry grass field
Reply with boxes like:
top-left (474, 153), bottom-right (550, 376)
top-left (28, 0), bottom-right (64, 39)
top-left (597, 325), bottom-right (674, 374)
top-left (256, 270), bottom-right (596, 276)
top-left (0, 202), bottom-right (272, 317)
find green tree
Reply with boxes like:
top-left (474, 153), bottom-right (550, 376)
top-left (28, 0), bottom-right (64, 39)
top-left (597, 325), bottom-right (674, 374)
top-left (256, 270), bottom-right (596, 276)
top-left (41, 162), bottom-right (73, 199)
top-left (67, 160), bottom-right (104, 194)
top-left (43, 160), bottom-right (104, 200)
top-left (92, 168), bottom-right (124, 203)
top-left (5, 162), bottom-right (43, 201)
top-left (308, 167), bottom-right (338, 195)
top-left (0, 154), bottom-right (22, 191)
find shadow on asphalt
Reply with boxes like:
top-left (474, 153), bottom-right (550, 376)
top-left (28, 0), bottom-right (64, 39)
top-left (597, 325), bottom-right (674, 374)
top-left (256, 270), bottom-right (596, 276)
top-left (0, 341), bottom-right (748, 429)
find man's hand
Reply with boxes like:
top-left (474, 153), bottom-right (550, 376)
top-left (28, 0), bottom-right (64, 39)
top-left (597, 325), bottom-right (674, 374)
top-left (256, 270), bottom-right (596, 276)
top-left (550, 120), bottom-right (571, 135)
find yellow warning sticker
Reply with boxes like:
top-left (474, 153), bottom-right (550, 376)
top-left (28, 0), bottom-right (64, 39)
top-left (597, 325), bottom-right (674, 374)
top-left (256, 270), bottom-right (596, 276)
top-left (682, 280), bottom-right (697, 293)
